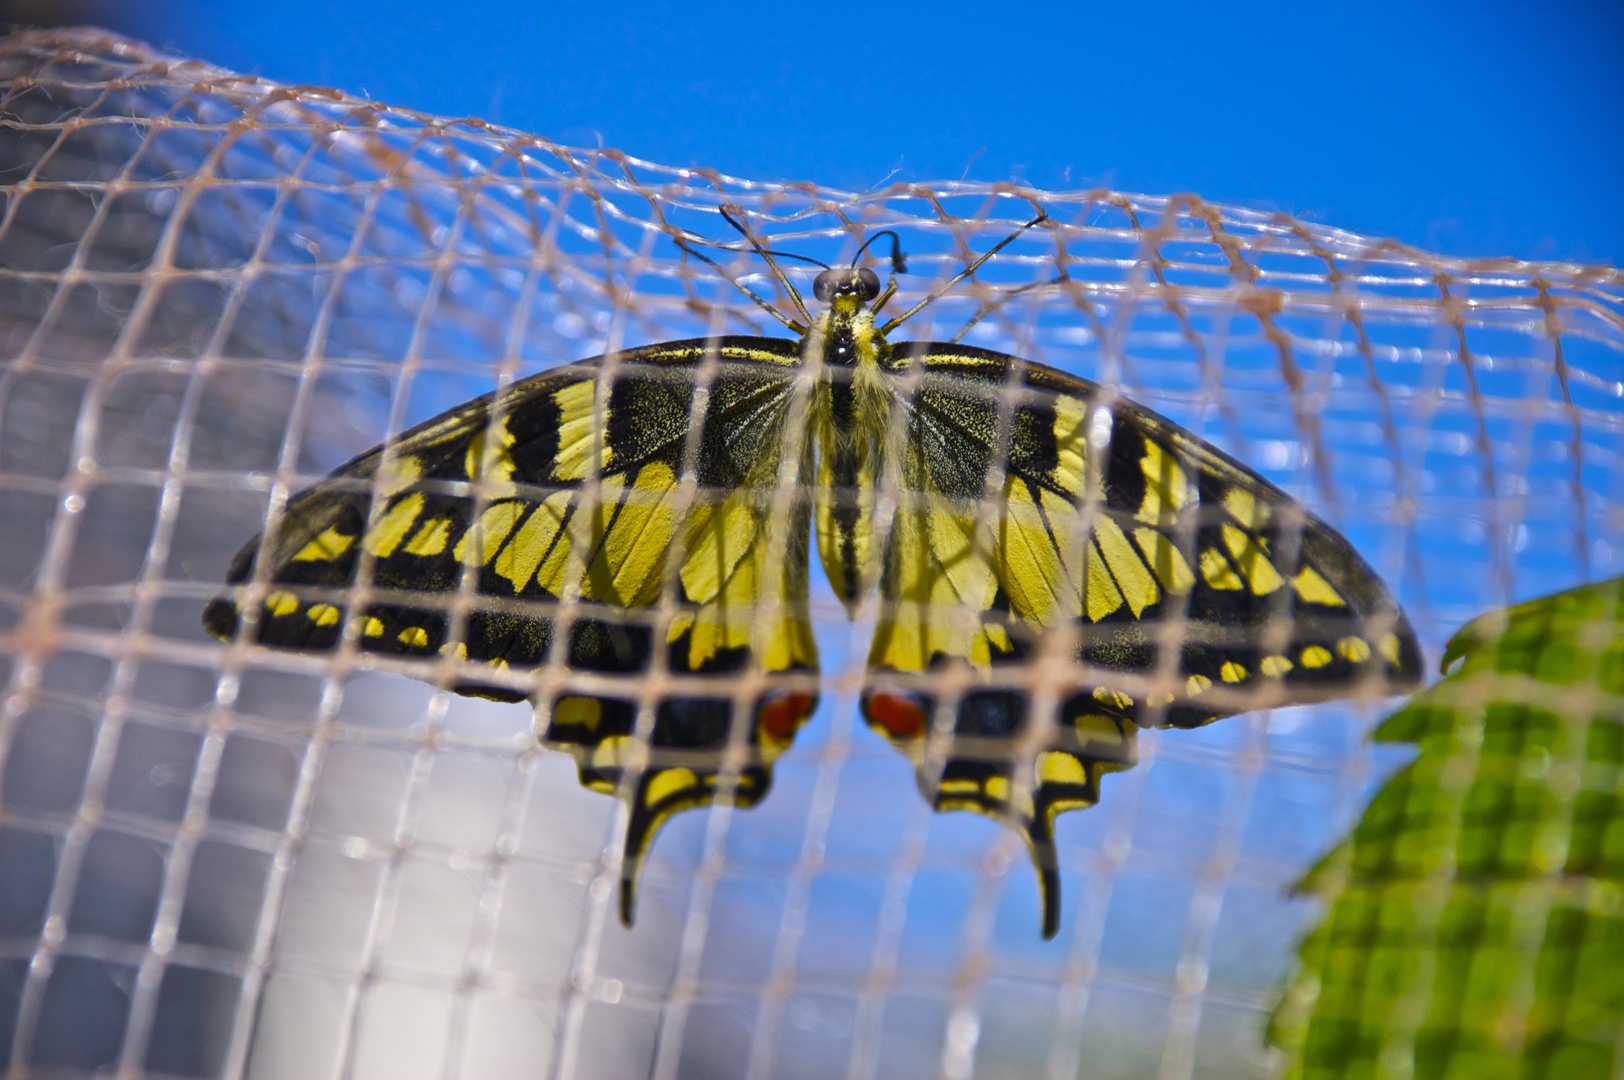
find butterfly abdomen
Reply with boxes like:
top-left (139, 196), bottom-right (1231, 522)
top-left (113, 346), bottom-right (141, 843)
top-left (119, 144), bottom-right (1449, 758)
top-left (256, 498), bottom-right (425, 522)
top-left (811, 334), bottom-right (899, 610)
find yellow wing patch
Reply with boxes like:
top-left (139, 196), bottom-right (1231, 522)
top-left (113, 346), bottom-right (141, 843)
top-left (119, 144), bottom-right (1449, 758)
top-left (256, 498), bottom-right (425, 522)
top-left (463, 417), bottom-right (517, 490)
top-left (1221, 523), bottom-right (1284, 594)
top-left (364, 493), bottom-right (425, 559)
top-left (1135, 437), bottom-right (1194, 525)
top-left (581, 463), bottom-right (679, 606)
top-left (551, 380), bottom-right (609, 482)
top-left (403, 517), bottom-right (452, 557)
top-left (1199, 547), bottom-right (1244, 590)
top-left (671, 491), bottom-right (817, 673)
top-left (997, 483), bottom-right (1078, 626)
top-left (452, 500), bottom-right (528, 569)
top-left (1132, 527), bottom-right (1195, 595)
top-left (870, 497), bottom-right (1007, 671)
top-left (292, 525), bottom-right (356, 563)
top-left (1095, 515), bottom-right (1160, 617)
top-left (1292, 565), bottom-right (1344, 607)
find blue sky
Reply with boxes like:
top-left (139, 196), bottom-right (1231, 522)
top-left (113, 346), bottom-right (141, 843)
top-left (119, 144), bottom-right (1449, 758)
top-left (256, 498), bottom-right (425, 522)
top-left (45, 0), bottom-right (1624, 266)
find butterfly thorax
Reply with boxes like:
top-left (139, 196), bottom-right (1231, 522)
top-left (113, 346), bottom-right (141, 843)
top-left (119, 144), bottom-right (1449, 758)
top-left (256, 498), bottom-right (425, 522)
top-left (803, 285), bottom-right (904, 610)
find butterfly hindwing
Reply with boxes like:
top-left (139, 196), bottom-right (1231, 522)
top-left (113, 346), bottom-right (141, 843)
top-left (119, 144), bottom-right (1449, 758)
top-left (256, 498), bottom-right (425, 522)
top-left (204, 338), bottom-right (821, 923)
top-left (860, 343), bottom-right (1421, 936)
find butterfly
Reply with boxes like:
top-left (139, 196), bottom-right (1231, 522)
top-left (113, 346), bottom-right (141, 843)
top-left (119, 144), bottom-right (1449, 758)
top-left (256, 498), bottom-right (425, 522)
top-left (204, 211), bottom-right (1422, 938)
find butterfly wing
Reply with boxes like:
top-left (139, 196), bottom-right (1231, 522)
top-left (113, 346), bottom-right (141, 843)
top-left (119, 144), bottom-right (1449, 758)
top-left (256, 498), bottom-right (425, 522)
top-left (203, 336), bottom-right (819, 923)
top-left (862, 342), bottom-right (1423, 937)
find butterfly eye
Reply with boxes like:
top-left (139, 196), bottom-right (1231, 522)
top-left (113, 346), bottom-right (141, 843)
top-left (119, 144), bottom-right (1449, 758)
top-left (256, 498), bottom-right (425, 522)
top-left (812, 268), bottom-right (883, 302)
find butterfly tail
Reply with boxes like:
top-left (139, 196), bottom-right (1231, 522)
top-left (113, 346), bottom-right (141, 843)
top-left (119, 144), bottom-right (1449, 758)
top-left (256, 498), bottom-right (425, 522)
top-left (1024, 746), bottom-right (1142, 939)
top-left (617, 763), bottom-right (776, 926)
top-left (1019, 810), bottom-right (1065, 940)
top-left (616, 765), bottom-right (736, 927)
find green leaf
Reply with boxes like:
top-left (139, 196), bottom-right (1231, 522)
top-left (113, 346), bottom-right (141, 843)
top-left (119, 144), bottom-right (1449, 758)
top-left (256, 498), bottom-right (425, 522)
top-left (1269, 579), bottom-right (1624, 1080)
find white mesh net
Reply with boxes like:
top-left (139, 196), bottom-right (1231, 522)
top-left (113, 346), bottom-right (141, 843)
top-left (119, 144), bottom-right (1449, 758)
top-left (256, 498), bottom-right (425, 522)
top-left (1, 25), bottom-right (1621, 1080)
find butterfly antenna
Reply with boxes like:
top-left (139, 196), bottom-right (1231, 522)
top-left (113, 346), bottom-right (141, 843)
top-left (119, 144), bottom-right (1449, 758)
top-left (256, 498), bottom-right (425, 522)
top-left (854, 228), bottom-right (908, 314)
top-left (670, 224), bottom-right (806, 333)
top-left (718, 205), bottom-right (816, 326)
top-left (851, 228), bottom-right (908, 273)
top-left (879, 213), bottom-right (1049, 336)
top-left (949, 275), bottom-right (1062, 344)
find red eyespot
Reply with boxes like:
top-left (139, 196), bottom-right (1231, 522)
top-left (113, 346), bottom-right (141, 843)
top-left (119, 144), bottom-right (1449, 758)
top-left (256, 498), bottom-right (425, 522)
top-left (866, 689), bottom-right (927, 740)
top-left (757, 692), bottom-right (814, 742)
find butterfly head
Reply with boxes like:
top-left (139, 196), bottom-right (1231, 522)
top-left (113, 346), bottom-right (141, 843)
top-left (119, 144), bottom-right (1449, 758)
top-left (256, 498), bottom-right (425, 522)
top-left (808, 266), bottom-right (892, 370)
